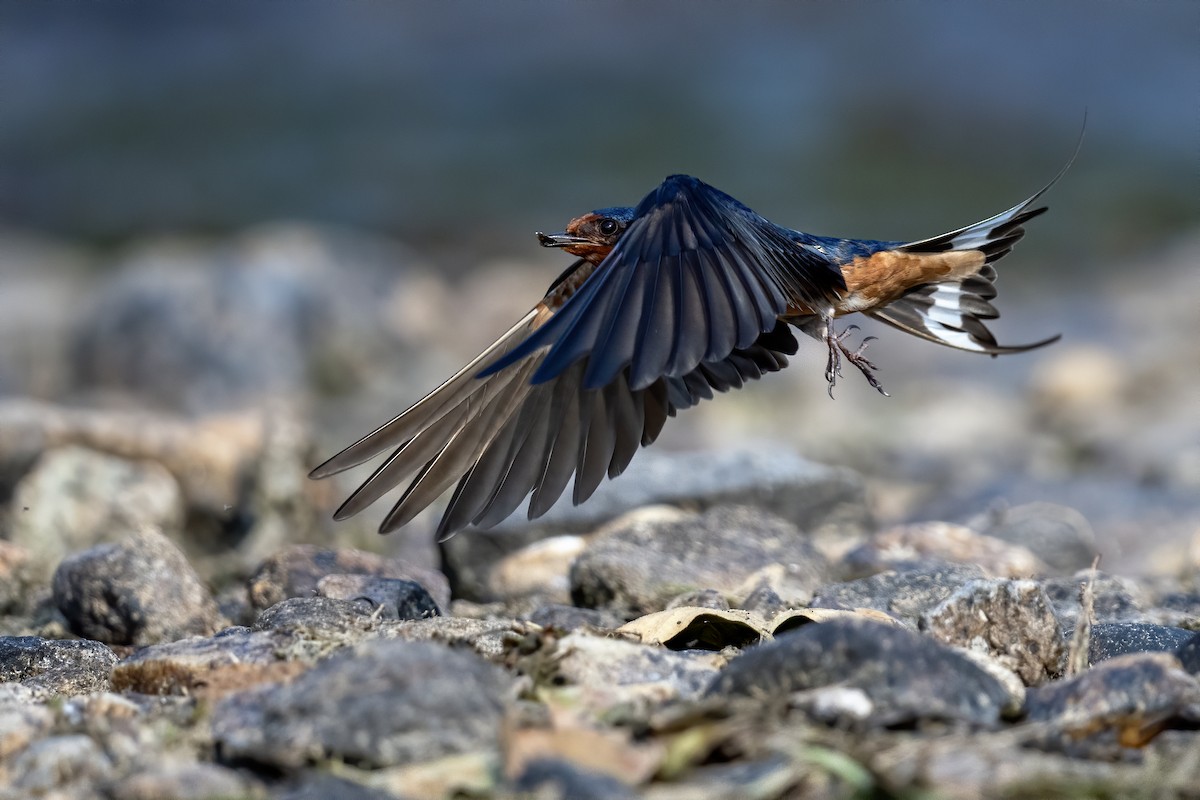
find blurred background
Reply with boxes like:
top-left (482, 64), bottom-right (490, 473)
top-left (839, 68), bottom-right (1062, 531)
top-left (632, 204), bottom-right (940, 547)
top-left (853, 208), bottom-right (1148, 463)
top-left (1, 1), bottom-right (1197, 574)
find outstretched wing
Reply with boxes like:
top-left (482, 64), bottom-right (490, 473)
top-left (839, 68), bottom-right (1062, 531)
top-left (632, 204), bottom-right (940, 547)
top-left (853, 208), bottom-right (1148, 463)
top-left (866, 143), bottom-right (1079, 354)
top-left (480, 175), bottom-right (844, 392)
top-left (310, 257), bottom-right (800, 538)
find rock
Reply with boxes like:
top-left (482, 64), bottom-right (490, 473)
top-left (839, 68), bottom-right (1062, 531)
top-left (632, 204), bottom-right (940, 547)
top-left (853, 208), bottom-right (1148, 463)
top-left (0, 540), bottom-right (34, 614)
top-left (1024, 652), bottom-right (1200, 751)
top-left (111, 627), bottom-right (313, 696)
top-left (252, 596), bottom-right (374, 633)
top-left (1087, 622), bottom-right (1195, 665)
top-left (8, 444), bottom-right (185, 581)
top-left (316, 574), bottom-right (441, 620)
top-left (922, 579), bottom-right (1065, 685)
top-left (512, 758), bottom-right (641, 800)
top-left (1177, 632), bottom-right (1200, 674)
top-left (570, 505), bottom-right (831, 617)
top-left (552, 632), bottom-right (725, 711)
top-left (811, 563), bottom-right (987, 628)
top-left (212, 639), bottom-right (511, 770)
top-left (442, 448), bottom-right (870, 600)
top-left (707, 618), bottom-right (1015, 726)
top-left (5, 733), bottom-right (114, 795)
top-left (486, 535), bottom-right (589, 604)
top-left (0, 636), bottom-right (117, 695)
top-left (967, 502), bottom-right (1098, 574)
top-left (0, 703), bottom-right (55, 762)
top-left (247, 544), bottom-right (450, 613)
top-left (526, 604), bottom-right (622, 633)
top-left (1043, 569), bottom-right (1145, 629)
top-left (666, 589), bottom-right (731, 612)
top-left (276, 773), bottom-right (404, 800)
top-left (385, 617), bottom-right (520, 663)
top-left (841, 521), bottom-right (1047, 579)
top-left (52, 527), bottom-right (221, 646)
top-left (109, 760), bottom-right (264, 800)
top-left (738, 584), bottom-right (788, 620)
top-left (0, 399), bottom-right (322, 573)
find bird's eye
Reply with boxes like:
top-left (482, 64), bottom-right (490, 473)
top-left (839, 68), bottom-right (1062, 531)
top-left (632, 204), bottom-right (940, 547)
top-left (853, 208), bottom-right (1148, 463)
top-left (598, 218), bottom-right (619, 236)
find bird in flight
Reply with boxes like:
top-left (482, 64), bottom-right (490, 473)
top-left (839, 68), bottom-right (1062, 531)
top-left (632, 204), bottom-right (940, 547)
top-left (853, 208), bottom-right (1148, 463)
top-left (312, 155), bottom-right (1071, 539)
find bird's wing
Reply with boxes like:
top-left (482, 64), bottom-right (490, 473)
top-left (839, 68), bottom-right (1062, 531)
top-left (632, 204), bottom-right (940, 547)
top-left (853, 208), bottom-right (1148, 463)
top-left (310, 258), bottom-right (800, 538)
top-left (866, 143), bottom-right (1078, 355)
top-left (479, 175), bottom-right (844, 392)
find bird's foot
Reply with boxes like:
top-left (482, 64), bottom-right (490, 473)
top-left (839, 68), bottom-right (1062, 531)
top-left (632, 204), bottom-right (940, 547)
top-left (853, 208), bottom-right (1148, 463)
top-left (824, 324), bottom-right (889, 398)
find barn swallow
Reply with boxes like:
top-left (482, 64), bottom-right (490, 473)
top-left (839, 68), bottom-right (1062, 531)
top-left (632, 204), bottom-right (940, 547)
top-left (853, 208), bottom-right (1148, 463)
top-left (312, 149), bottom-right (1075, 539)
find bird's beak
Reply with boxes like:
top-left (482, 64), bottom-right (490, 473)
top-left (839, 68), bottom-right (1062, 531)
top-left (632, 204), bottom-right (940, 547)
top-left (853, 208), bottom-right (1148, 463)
top-left (536, 231), bottom-right (590, 248)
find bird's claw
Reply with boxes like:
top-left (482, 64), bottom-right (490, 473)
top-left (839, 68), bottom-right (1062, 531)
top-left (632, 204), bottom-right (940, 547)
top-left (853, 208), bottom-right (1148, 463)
top-left (824, 325), bottom-right (889, 397)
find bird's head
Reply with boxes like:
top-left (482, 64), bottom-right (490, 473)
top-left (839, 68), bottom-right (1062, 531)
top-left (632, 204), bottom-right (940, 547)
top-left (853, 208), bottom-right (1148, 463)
top-left (536, 206), bottom-right (635, 263)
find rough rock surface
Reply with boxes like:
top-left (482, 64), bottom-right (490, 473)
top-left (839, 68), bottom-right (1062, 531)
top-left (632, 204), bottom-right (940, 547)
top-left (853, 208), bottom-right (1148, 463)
top-left (212, 639), bottom-right (511, 769)
top-left (0, 637), bottom-right (117, 696)
top-left (570, 505), bottom-right (831, 617)
top-left (811, 563), bottom-right (987, 628)
top-left (52, 527), bottom-right (221, 646)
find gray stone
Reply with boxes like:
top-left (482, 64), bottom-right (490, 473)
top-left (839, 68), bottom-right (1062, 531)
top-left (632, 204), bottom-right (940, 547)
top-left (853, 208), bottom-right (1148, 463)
top-left (841, 521), bottom-right (1047, 579)
top-left (247, 544), bottom-right (450, 613)
top-left (811, 563), bottom-right (987, 628)
top-left (0, 703), bottom-right (55, 763)
top-left (316, 574), bottom-right (441, 620)
top-left (922, 579), bottom-right (1065, 685)
top-left (1087, 622), bottom-right (1195, 665)
top-left (1043, 570), bottom-right (1146, 629)
top-left (276, 773), bottom-right (405, 800)
top-left (570, 505), bottom-right (831, 617)
top-left (8, 445), bottom-right (185, 581)
top-left (554, 632), bottom-right (724, 705)
top-left (0, 541), bottom-right (34, 615)
top-left (111, 627), bottom-right (313, 696)
top-left (8, 733), bottom-right (114, 794)
top-left (442, 447), bottom-right (869, 601)
top-left (253, 596), bottom-right (373, 633)
top-left (514, 759), bottom-right (640, 800)
top-left (212, 639), bottom-right (510, 769)
top-left (526, 604), bottom-right (622, 633)
top-left (52, 527), bottom-right (221, 646)
top-left (1024, 652), bottom-right (1200, 753)
top-left (109, 761), bottom-right (263, 800)
top-left (708, 618), bottom-right (1014, 727)
top-left (967, 502), bottom-right (1098, 574)
top-left (0, 636), bottom-right (117, 695)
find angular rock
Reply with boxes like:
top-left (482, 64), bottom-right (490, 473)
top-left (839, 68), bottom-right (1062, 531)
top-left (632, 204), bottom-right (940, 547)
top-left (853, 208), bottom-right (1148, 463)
top-left (52, 527), bottom-right (221, 646)
top-left (1177, 631), bottom-right (1200, 675)
top-left (442, 448), bottom-right (870, 600)
top-left (570, 505), bottom-right (831, 617)
top-left (212, 639), bottom-right (510, 769)
top-left (111, 627), bottom-right (312, 696)
top-left (6, 733), bottom-right (114, 794)
top-left (513, 758), bottom-right (641, 800)
top-left (385, 616), bottom-right (520, 663)
top-left (316, 574), bottom-right (441, 620)
top-left (110, 760), bottom-right (263, 800)
top-left (922, 579), bottom-right (1065, 685)
top-left (841, 521), bottom-right (1047, 579)
top-left (487, 535), bottom-right (588, 603)
top-left (707, 618), bottom-right (1014, 726)
top-left (1087, 622), bottom-right (1195, 665)
top-left (0, 540), bottom-right (34, 614)
top-left (1024, 652), bottom-right (1200, 750)
top-left (0, 636), bottom-right (117, 695)
top-left (277, 773), bottom-right (404, 800)
top-left (8, 444), bottom-right (185, 580)
top-left (252, 596), bottom-right (374, 633)
top-left (811, 563), bottom-right (987, 628)
top-left (0, 703), bottom-right (55, 762)
top-left (967, 502), bottom-right (1098, 574)
top-left (552, 632), bottom-right (725, 710)
top-left (526, 604), bottom-right (622, 633)
top-left (666, 589), bottom-right (730, 612)
top-left (247, 544), bottom-right (450, 613)
top-left (1043, 569), bottom-right (1145, 629)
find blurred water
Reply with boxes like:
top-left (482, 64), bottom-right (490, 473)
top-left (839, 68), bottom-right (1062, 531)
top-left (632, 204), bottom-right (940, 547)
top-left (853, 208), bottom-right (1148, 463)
top-left (1, 1), bottom-right (1196, 271)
